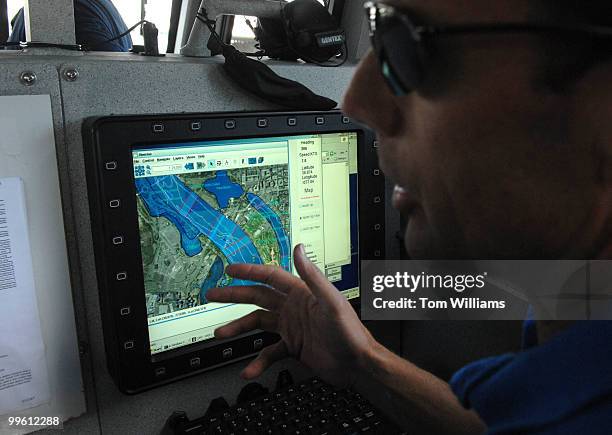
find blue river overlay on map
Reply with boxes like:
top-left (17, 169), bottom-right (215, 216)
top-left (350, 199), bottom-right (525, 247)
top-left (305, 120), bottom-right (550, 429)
top-left (203, 170), bottom-right (244, 209)
top-left (199, 256), bottom-right (224, 304)
top-left (136, 175), bottom-right (261, 287)
top-left (136, 173), bottom-right (290, 288)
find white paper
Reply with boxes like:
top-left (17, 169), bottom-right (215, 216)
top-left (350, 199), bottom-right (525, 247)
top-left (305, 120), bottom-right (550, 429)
top-left (0, 95), bottom-right (85, 434)
top-left (0, 177), bottom-right (50, 416)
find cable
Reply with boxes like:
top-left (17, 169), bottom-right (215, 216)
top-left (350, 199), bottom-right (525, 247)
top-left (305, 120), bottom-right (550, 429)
top-left (198, 11), bottom-right (270, 60)
top-left (198, 9), bottom-right (263, 56)
top-left (198, 13), bottom-right (265, 57)
top-left (84, 19), bottom-right (149, 51)
top-left (243, 51), bottom-right (267, 58)
top-left (196, 10), bottom-right (225, 46)
top-left (0, 41), bottom-right (83, 50)
top-left (0, 42), bottom-right (20, 48)
top-left (1, 19), bottom-right (147, 52)
top-left (245, 18), bottom-right (257, 35)
top-left (105, 19), bottom-right (148, 44)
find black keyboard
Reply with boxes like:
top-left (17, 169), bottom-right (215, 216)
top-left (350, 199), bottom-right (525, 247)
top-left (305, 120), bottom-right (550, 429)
top-left (163, 371), bottom-right (405, 434)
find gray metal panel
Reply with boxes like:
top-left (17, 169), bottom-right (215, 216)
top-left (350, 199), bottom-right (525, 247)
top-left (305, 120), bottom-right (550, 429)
top-left (0, 51), bottom-right (401, 434)
top-left (0, 60), bottom-right (98, 434)
top-left (57, 53), bottom-right (395, 434)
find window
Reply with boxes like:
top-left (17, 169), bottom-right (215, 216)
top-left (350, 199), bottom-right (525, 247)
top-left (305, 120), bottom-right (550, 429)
top-left (113, 0), bottom-right (172, 53)
top-left (7, 0), bottom-right (23, 29)
top-left (231, 15), bottom-right (259, 53)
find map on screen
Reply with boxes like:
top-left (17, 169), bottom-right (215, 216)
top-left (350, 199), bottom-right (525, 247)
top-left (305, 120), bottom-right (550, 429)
top-left (136, 166), bottom-right (290, 317)
top-left (133, 133), bottom-right (359, 355)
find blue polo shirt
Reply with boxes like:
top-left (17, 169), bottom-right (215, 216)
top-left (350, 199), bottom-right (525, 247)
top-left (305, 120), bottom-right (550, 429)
top-left (8, 0), bottom-right (131, 52)
top-left (450, 321), bottom-right (612, 434)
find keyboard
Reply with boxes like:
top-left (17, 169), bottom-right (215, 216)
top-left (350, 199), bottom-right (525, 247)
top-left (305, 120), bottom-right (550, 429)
top-left (162, 371), bottom-right (406, 434)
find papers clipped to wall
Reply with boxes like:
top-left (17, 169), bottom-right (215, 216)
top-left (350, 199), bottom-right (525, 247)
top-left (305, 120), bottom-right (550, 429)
top-left (0, 95), bottom-right (85, 433)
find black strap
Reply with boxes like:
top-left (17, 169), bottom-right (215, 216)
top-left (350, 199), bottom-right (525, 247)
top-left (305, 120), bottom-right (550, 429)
top-left (197, 10), bottom-right (337, 110)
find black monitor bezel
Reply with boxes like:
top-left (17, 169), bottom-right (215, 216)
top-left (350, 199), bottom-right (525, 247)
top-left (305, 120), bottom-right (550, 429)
top-left (84, 111), bottom-right (385, 394)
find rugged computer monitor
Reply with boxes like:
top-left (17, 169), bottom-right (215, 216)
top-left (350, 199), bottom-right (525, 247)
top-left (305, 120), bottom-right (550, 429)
top-left (84, 111), bottom-right (385, 393)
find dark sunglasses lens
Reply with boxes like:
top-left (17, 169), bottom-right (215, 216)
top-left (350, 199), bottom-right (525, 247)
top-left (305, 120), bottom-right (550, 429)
top-left (376, 14), bottom-right (425, 95)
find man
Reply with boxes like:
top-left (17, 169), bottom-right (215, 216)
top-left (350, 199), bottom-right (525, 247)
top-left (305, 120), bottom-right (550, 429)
top-left (207, 1), bottom-right (612, 433)
top-left (8, 0), bottom-right (131, 51)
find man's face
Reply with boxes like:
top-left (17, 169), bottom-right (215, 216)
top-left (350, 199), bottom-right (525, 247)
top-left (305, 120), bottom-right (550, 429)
top-left (343, 0), bottom-right (600, 259)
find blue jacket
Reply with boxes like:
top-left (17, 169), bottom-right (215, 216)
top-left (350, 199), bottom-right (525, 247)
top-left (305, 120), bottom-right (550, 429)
top-left (9, 0), bottom-right (131, 52)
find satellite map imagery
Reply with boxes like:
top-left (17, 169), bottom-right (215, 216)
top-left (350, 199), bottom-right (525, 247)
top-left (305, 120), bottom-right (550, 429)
top-left (135, 165), bottom-right (291, 318)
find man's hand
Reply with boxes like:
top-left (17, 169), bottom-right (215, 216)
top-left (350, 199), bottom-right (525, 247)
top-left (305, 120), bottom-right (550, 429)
top-left (208, 244), bottom-right (486, 434)
top-left (206, 244), bottom-right (376, 385)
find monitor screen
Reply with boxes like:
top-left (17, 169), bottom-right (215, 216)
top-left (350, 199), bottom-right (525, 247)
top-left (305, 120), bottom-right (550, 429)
top-left (132, 132), bottom-right (360, 355)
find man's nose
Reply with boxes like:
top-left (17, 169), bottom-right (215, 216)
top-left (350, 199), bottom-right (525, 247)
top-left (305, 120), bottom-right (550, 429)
top-left (342, 50), bottom-right (403, 136)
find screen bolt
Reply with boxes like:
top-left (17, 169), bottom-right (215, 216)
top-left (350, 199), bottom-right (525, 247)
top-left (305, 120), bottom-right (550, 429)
top-left (20, 71), bottom-right (37, 86)
top-left (63, 68), bottom-right (79, 82)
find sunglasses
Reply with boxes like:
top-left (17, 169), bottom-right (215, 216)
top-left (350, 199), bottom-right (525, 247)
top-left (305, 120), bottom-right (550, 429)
top-left (364, 1), bottom-right (612, 96)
